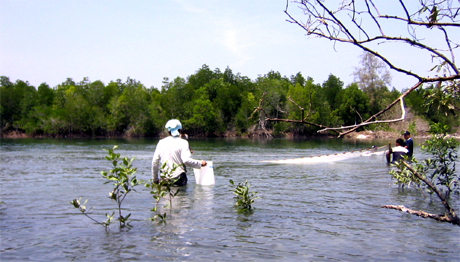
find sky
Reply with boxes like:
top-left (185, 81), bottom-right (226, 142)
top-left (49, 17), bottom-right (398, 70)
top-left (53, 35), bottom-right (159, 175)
top-left (1, 0), bottom-right (458, 91)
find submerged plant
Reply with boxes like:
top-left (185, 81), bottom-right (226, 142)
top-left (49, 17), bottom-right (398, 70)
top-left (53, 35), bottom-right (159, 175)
top-left (145, 162), bottom-right (181, 222)
top-left (229, 179), bottom-right (258, 212)
top-left (71, 145), bottom-right (141, 228)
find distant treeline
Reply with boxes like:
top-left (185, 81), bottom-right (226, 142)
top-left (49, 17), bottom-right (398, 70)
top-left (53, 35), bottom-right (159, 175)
top-left (0, 65), bottom-right (456, 137)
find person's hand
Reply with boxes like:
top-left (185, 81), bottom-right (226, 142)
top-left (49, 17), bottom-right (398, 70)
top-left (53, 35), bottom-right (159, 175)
top-left (201, 160), bottom-right (207, 167)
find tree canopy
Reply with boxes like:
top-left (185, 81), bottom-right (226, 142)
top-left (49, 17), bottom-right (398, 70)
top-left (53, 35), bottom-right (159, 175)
top-left (2, 62), bottom-right (455, 138)
top-left (2, 1), bottom-right (459, 138)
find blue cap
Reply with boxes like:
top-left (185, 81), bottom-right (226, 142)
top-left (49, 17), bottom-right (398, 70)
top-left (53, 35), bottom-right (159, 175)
top-left (165, 119), bottom-right (182, 137)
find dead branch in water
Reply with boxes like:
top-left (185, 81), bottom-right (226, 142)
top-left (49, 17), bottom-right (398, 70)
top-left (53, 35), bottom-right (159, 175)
top-left (382, 205), bottom-right (459, 226)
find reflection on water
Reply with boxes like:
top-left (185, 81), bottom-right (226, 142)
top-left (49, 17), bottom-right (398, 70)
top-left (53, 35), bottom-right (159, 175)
top-left (0, 138), bottom-right (459, 261)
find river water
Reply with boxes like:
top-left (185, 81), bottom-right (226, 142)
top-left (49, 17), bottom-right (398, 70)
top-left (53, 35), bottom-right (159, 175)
top-left (0, 138), bottom-right (459, 261)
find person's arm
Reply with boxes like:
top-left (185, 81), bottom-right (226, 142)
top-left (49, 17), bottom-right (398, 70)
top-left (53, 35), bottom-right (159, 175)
top-left (181, 141), bottom-right (206, 168)
top-left (404, 139), bottom-right (412, 149)
top-left (151, 143), bottom-right (162, 183)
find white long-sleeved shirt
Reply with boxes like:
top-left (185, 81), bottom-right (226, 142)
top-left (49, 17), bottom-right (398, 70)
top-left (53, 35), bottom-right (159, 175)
top-left (151, 136), bottom-right (201, 182)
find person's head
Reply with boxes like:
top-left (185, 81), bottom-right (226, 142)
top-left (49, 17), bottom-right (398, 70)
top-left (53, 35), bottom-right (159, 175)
top-left (403, 131), bottom-right (410, 139)
top-left (396, 138), bottom-right (405, 146)
top-left (179, 129), bottom-right (189, 140)
top-left (165, 119), bottom-right (182, 137)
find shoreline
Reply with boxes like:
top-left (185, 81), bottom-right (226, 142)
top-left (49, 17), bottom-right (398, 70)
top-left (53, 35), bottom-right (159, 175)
top-left (2, 130), bottom-right (459, 140)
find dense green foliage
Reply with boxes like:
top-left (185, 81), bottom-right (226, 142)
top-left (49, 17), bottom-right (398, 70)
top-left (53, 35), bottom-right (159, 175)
top-left (404, 85), bottom-right (460, 132)
top-left (1, 65), bottom-right (456, 137)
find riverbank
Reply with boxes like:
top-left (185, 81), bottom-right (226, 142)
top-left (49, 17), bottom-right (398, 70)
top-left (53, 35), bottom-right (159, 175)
top-left (3, 129), bottom-right (459, 140)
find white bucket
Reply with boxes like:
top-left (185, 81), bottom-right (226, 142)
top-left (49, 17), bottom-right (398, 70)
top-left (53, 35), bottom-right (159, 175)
top-left (194, 161), bottom-right (215, 185)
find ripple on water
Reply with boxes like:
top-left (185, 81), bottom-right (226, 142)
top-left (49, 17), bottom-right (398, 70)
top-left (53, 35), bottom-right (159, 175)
top-left (0, 138), bottom-right (459, 261)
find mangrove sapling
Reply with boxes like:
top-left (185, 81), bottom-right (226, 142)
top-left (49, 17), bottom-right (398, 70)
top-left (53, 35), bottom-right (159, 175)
top-left (146, 162), bottom-right (181, 222)
top-left (71, 145), bottom-right (141, 228)
top-left (70, 198), bottom-right (113, 227)
top-left (229, 179), bottom-right (258, 213)
top-left (386, 124), bottom-right (459, 226)
top-left (145, 179), bottom-right (167, 222)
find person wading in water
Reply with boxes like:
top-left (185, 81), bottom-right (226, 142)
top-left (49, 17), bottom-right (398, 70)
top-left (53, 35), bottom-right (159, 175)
top-left (151, 119), bottom-right (207, 186)
top-left (386, 138), bottom-right (409, 163)
top-left (402, 131), bottom-right (414, 158)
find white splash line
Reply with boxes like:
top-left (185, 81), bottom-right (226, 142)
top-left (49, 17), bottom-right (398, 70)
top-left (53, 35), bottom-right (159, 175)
top-left (260, 146), bottom-right (387, 164)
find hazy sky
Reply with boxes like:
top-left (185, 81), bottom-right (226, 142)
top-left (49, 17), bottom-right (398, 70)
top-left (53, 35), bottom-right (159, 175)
top-left (1, 0), bottom-right (457, 90)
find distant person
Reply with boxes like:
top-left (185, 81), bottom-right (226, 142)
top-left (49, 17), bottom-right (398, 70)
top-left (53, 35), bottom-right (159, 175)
top-left (180, 129), bottom-right (193, 154)
top-left (386, 138), bottom-right (409, 163)
top-left (151, 119), bottom-right (206, 186)
top-left (402, 131), bottom-right (414, 158)
top-left (179, 130), bottom-right (189, 140)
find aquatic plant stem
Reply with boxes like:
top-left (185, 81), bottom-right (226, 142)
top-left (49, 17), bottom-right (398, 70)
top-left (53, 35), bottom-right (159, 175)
top-left (383, 160), bottom-right (459, 226)
top-left (401, 161), bottom-right (459, 225)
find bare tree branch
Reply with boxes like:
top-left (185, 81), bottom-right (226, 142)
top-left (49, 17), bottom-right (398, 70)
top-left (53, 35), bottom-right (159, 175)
top-left (285, 0), bottom-right (460, 77)
top-left (318, 94), bottom-right (407, 135)
top-left (381, 159), bottom-right (460, 226)
top-left (265, 116), bottom-right (340, 135)
top-left (287, 95), bottom-right (304, 111)
top-left (248, 93), bottom-right (266, 120)
top-left (382, 205), bottom-right (459, 225)
top-left (379, 15), bottom-right (460, 27)
top-left (261, 0), bottom-right (460, 137)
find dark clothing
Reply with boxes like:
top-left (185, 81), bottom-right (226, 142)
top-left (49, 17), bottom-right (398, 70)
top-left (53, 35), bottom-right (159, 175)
top-left (173, 172), bottom-right (188, 186)
top-left (390, 146), bottom-right (408, 163)
top-left (392, 151), bottom-right (407, 162)
top-left (404, 138), bottom-right (414, 157)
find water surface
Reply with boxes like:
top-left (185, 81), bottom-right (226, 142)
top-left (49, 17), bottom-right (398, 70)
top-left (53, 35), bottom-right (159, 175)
top-left (1, 138), bottom-right (459, 261)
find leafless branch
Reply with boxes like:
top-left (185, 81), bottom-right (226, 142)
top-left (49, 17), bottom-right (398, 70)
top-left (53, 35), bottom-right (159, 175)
top-left (255, 75), bottom-right (458, 137)
top-left (379, 15), bottom-right (460, 27)
top-left (248, 93), bottom-right (266, 120)
top-left (319, 96), bottom-right (407, 136)
top-left (287, 95), bottom-right (304, 111)
top-left (382, 205), bottom-right (459, 225)
top-left (270, 0), bottom-right (460, 137)
top-left (285, 0), bottom-right (460, 77)
top-left (351, 105), bottom-right (364, 123)
top-left (265, 116), bottom-right (340, 135)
